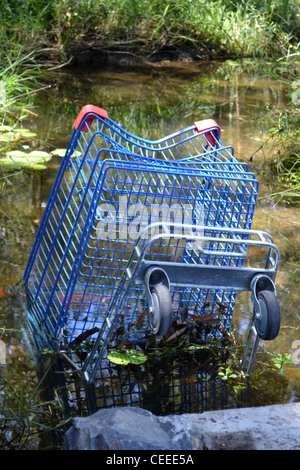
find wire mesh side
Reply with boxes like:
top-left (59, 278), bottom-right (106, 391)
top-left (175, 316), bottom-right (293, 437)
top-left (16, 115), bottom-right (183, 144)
top-left (69, 110), bottom-right (248, 167)
top-left (23, 145), bottom-right (258, 355)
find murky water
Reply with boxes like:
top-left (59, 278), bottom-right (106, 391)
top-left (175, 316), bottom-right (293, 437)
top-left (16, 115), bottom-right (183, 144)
top-left (0, 59), bottom-right (299, 448)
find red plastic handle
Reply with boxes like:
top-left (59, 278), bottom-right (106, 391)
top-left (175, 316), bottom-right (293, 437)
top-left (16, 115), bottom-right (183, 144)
top-left (74, 104), bottom-right (109, 132)
top-left (194, 119), bottom-right (220, 146)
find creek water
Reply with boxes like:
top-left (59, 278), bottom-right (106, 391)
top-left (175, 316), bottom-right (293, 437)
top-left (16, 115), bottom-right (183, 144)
top-left (0, 59), bottom-right (299, 447)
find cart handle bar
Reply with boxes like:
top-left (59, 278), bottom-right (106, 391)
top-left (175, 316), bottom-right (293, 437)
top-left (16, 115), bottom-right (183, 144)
top-left (194, 119), bottom-right (220, 146)
top-left (74, 104), bottom-right (221, 146)
top-left (74, 104), bottom-right (109, 132)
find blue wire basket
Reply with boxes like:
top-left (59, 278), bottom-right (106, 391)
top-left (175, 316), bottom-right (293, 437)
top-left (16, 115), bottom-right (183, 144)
top-left (23, 105), bottom-right (280, 380)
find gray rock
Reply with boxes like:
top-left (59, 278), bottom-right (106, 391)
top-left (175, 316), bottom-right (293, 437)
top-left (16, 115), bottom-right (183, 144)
top-left (189, 402), bottom-right (300, 450)
top-left (64, 406), bottom-right (203, 450)
top-left (64, 403), bottom-right (300, 451)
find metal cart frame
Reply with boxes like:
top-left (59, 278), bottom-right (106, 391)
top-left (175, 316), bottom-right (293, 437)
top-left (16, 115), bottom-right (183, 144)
top-left (22, 105), bottom-right (280, 382)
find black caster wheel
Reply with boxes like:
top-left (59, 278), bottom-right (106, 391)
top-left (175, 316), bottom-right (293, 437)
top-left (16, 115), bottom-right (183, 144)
top-left (254, 290), bottom-right (280, 340)
top-left (148, 283), bottom-right (172, 336)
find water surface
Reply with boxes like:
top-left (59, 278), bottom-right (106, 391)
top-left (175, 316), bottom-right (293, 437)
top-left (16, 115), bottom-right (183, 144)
top-left (0, 59), bottom-right (299, 446)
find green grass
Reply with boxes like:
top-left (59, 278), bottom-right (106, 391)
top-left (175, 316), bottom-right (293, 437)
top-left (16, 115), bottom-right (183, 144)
top-left (0, 0), bottom-right (295, 129)
top-left (0, 0), bottom-right (298, 64)
top-left (0, 51), bottom-right (42, 118)
top-left (256, 44), bottom-right (300, 205)
top-left (54, 0), bottom-right (293, 58)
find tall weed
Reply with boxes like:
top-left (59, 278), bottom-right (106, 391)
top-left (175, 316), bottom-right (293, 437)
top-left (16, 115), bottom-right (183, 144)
top-left (54, 0), bottom-right (292, 58)
top-left (0, 51), bottom-right (43, 121)
top-left (259, 46), bottom-right (300, 204)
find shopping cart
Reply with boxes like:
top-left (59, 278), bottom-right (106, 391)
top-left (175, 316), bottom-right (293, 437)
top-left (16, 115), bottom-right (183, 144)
top-left (23, 105), bottom-right (280, 382)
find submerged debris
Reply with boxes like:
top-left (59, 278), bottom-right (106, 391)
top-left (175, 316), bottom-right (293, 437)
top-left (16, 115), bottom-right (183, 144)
top-left (69, 327), bottom-right (100, 349)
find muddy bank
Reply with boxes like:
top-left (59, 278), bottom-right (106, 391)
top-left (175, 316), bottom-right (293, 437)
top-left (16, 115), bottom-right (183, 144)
top-left (36, 38), bottom-right (252, 70)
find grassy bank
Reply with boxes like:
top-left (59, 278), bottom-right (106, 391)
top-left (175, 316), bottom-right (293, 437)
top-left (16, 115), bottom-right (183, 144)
top-left (0, 0), bottom-right (298, 119)
top-left (0, 1), bottom-right (297, 152)
top-left (0, 1), bottom-right (298, 113)
top-left (0, 0), bottom-right (299, 198)
top-left (0, 0), bottom-right (299, 196)
top-left (259, 50), bottom-right (300, 205)
top-left (0, 0), bottom-right (299, 66)
top-left (54, 0), bottom-right (293, 61)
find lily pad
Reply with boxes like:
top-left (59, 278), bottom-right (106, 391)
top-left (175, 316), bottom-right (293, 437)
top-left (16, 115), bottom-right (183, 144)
top-left (0, 149), bottom-right (49, 170)
top-left (0, 127), bottom-right (37, 139)
top-left (50, 148), bottom-right (67, 157)
top-left (4, 150), bottom-right (51, 164)
top-left (27, 163), bottom-right (48, 170)
top-left (50, 148), bottom-right (82, 158)
top-left (27, 150), bottom-right (52, 162)
top-left (72, 150), bottom-right (82, 157)
top-left (0, 132), bottom-right (21, 142)
top-left (0, 159), bottom-right (47, 170)
top-left (16, 129), bottom-right (37, 138)
top-left (184, 344), bottom-right (209, 351)
top-left (5, 150), bottom-right (28, 158)
top-left (0, 158), bottom-right (25, 169)
top-left (0, 133), bottom-right (14, 142)
top-left (107, 349), bottom-right (147, 365)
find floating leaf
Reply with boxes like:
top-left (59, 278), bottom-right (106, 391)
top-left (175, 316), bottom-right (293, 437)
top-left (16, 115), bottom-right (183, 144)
top-left (128, 350), bottom-right (148, 365)
top-left (50, 148), bottom-right (67, 157)
top-left (17, 130), bottom-right (37, 138)
top-left (27, 150), bottom-right (52, 162)
top-left (0, 133), bottom-right (14, 142)
top-left (50, 148), bottom-right (82, 158)
top-left (185, 344), bottom-right (209, 351)
top-left (107, 350), bottom-right (130, 365)
top-left (0, 127), bottom-right (37, 138)
top-left (107, 349), bottom-right (147, 365)
top-left (4, 150), bottom-right (51, 164)
top-left (28, 150), bottom-right (49, 157)
top-left (27, 163), bottom-right (47, 170)
top-left (13, 127), bottom-right (33, 133)
top-left (5, 150), bottom-right (28, 158)
top-left (0, 158), bottom-right (24, 169)
top-left (0, 131), bottom-right (22, 142)
top-left (0, 151), bottom-right (48, 170)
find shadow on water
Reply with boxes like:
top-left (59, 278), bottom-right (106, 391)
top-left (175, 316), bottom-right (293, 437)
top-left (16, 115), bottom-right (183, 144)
top-left (1, 59), bottom-right (300, 448)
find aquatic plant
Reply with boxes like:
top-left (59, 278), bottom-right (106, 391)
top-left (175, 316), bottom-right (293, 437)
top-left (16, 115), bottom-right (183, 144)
top-left (0, 50), bottom-right (43, 116)
top-left (269, 353), bottom-right (293, 375)
top-left (0, 126), bottom-right (52, 171)
top-left (0, 47), bottom-right (52, 172)
top-left (0, 360), bottom-right (70, 450)
top-left (256, 46), bottom-right (300, 204)
top-left (107, 348), bottom-right (148, 365)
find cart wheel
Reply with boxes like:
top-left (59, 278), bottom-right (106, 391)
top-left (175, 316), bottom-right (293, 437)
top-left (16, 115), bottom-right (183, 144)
top-left (254, 290), bottom-right (280, 340)
top-left (149, 284), bottom-right (172, 336)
